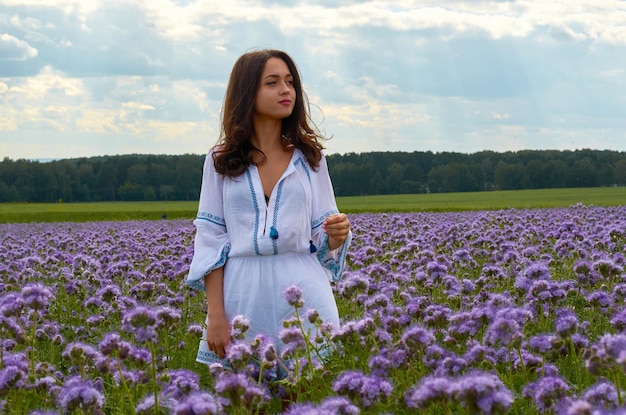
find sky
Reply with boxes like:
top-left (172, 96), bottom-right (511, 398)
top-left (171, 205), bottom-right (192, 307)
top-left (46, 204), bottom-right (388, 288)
top-left (1, 0), bottom-right (625, 160)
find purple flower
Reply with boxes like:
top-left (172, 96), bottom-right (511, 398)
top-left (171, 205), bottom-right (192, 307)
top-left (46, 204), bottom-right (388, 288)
top-left (337, 274), bottom-right (370, 299)
top-left (423, 305), bottom-right (451, 328)
top-left (400, 325), bottom-right (435, 351)
top-left (454, 371), bottom-right (513, 414)
top-left (262, 343), bottom-right (277, 367)
top-left (463, 342), bottom-right (491, 366)
top-left (99, 332), bottom-right (132, 358)
top-left (522, 375), bottom-right (571, 413)
top-left (405, 375), bottom-right (453, 408)
top-left (187, 324), bottom-right (204, 338)
top-left (355, 317), bottom-right (376, 336)
top-left (279, 326), bottom-right (305, 347)
top-left (173, 391), bottom-right (222, 415)
top-left (610, 307), bottom-right (626, 331)
top-left (306, 308), bottom-right (321, 325)
top-left (524, 262), bottom-right (552, 280)
top-left (582, 380), bottom-right (619, 408)
top-left (57, 375), bottom-right (104, 413)
top-left (390, 348), bottom-right (408, 369)
top-left (0, 315), bottom-right (26, 344)
top-left (63, 342), bottom-right (105, 369)
top-left (317, 396), bottom-right (359, 414)
top-left (0, 364), bottom-right (27, 393)
top-left (593, 259), bottom-right (623, 279)
top-left (586, 291), bottom-right (611, 308)
top-left (281, 403), bottom-right (316, 414)
top-left (284, 285), bottom-right (304, 307)
top-left (562, 399), bottom-right (593, 415)
top-left (332, 370), bottom-right (393, 408)
top-left (426, 261), bottom-right (448, 279)
top-left (96, 284), bottom-right (121, 302)
top-left (226, 343), bottom-right (252, 370)
top-left (598, 333), bottom-right (626, 360)
top-left (161, 369), bottom-right (201, 401)
top-left (284, 396), bottom-right (359, 415)
top-left (214, 372), bottom-right (266, 410)
top-left (555, 307), bottom-right (579, 337)
top-left (20, 283), bottom-right (54, 311)
top-left (528, 334), bottom-right (558, 354)
top-left (122, 305), bottom-right (158, 343)
top-left (484, 318), bottom-right (522, 347)
top-left (155, 306), bottom-right (182, 329)
top-left (436, 355), bottom-right (467, 376)
top-left (0, 292), bottom-right (25, 317)
top-left (368, 353), bottom-right (392, 377)
top-left (230, 315), bottom-right (250, 340)
top-left (512, 349), bottom-right (541, 372)
top-left (127, 346), bottom-right (152, 368)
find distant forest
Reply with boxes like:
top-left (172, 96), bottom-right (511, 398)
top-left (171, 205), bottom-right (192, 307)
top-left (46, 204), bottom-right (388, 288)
top-left (1, 149), bottom-right (626, 203)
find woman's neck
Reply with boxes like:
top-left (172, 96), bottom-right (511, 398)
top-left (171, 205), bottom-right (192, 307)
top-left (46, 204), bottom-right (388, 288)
top-left (251, 126), bottom-right (283, 152)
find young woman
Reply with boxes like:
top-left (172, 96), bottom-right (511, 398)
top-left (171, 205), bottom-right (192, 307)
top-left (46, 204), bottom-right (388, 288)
top-left (186, 49), bottom-right (351, 377)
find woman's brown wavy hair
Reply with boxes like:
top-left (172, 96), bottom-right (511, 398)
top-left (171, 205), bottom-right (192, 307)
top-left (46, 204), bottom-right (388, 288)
top-left (212, 49), bottom-right (326, 177)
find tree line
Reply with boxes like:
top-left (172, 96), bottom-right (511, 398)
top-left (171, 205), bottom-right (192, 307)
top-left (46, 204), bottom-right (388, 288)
top-left (327, 149), bottom-right (626, 196)
top-left (1, 149), bottom-right (625, 203)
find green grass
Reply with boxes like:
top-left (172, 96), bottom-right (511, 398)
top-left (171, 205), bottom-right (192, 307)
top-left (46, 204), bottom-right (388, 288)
top-left (0, 201), bottom-right (198, 223)
top-left (1, 187), bottom-right (625, 223)
top-left (337, 187), bottom-right (626, 213)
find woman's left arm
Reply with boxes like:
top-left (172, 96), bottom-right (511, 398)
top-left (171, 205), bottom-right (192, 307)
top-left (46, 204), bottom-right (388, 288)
top-left (310, 153), bottom-right (352, 282)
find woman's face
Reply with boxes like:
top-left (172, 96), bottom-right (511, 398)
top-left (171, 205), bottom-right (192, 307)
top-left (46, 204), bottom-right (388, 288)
top-left (254, 57), bottom-right (296, 122)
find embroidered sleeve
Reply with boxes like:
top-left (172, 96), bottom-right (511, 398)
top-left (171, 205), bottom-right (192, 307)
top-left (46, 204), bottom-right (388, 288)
top-left (315, 231), bottom-right (352, 282)
top-left (186, 150), bottom-right (230, 292)
top-left (310, 154), bottom-right (351, 282)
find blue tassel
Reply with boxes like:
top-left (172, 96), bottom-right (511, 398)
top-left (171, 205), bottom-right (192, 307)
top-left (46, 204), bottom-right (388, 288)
top-left (309, 240), bottom-right (317, 253)
top-left (269, 226), bottom-right (279, 240)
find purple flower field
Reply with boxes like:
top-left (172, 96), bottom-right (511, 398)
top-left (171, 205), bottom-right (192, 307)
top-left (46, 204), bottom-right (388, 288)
top-left (1, 205), bottom-right (626, 414)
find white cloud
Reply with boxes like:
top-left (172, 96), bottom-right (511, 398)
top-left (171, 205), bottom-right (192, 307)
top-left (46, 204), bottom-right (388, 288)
top-left (4, 66), bottom-right (86, 100)
top-left (122, 102), bottom-right (155, 111)
top-left (0, 33), bottom-right (38, 60)
top-left (0, 0), bottom-right (625, 159)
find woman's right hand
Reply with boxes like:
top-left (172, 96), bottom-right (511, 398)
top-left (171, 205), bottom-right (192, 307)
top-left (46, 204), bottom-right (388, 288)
top-left (204, 267), bottom-right (230, 358)
top-left (206, 314), bottom-right (231, 358)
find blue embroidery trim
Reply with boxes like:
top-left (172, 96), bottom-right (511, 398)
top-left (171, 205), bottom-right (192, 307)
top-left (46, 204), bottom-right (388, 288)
top-left (312, 209), bottom-right (339, 230)
top-left (196, 349), bottom-right (233, 369)
top-left (246, 169), bottom-right (261, 255)
top-left (294, 157), bottom-right (311, 182)
top-left (196, 212), bottom-right (226, 227)
top-left (195, 347), bottom-right (288, 380)
top-left (271, 180), bottom-right (285, 255)
top-left (185, 243), bottom-right (231, 291)
top-left (315, 232), bottom-right (352, 283)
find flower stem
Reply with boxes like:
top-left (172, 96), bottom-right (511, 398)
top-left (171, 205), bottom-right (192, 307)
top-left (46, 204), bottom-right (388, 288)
top-left (29, 310), bottom-right (38, 378)
top-left (614, 368), bottom-right (623, 406)
top-left (149, 341), bottom-right (160, 415)
top-left (116, 357), bottom-right (136, 415)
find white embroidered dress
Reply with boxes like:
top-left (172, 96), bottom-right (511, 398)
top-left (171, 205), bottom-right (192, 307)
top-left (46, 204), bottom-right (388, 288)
top-left (186, 148), bottom-right (351, 368)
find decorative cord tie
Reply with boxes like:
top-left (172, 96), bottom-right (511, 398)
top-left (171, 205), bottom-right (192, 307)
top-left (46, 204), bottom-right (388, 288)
top-left (309, 240), bottom-right (317, 253)
top-left (269, 226), bottom-right (279, 240)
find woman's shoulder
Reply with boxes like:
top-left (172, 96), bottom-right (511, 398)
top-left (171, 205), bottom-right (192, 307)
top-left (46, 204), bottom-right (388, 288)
top-left (208, 144), bottom-right (224, 156)
top-left (293, 147), bottom-right (326, 163)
